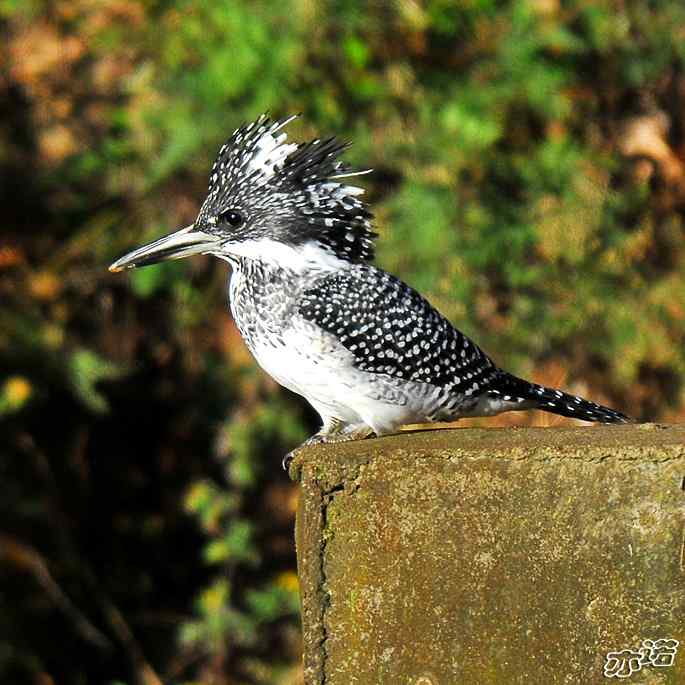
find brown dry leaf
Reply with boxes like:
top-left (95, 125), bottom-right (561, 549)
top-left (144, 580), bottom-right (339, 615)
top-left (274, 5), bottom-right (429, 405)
top-left (9, 22), bottom-right (85, 89)
top-left (0, 245), bottom-right (25, 269)
top-left (619, 112), bottom-right (685, 188)
top-left (81, 0), bottom-right (146, 36)
top-left (29, 271), bottom-right (62, 301)
top-left (38, 125), bottom-right (80, 164)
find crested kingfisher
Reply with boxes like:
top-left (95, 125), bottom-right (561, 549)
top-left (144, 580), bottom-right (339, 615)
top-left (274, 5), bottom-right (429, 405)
top-left (110, 115), bottom-right (630, 468)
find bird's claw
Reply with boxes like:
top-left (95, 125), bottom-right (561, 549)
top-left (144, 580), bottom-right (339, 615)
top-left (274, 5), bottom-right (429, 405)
top-left (281, 450), bottom-right (296, 471)
top-left (281, 434), bottom-right (324, 472)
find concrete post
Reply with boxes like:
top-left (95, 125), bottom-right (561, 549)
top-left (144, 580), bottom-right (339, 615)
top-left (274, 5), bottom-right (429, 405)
top-left (291, 424), bottom-right (685, 685)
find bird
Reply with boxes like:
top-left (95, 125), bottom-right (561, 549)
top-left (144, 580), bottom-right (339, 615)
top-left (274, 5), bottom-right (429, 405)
top-left (110, 114), bottom-right (631, 469)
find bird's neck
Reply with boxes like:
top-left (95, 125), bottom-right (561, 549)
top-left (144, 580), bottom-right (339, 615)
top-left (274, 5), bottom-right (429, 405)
top-left (223, 239), bottom-right (355, 347)
top-left (218, 238), bottom-right (352, 276)
top-left (226, 251), bottom-right (325, 348)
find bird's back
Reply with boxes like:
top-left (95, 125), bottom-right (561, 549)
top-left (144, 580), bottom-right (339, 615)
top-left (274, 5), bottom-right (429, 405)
top-left (298, 262), bottom-right (499, 410)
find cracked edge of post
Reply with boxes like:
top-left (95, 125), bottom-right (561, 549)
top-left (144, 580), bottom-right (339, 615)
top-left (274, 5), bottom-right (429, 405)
top-left (294, 460), bottom-right (331, 684)
top-left (293, 450), bottom-right (364, 685)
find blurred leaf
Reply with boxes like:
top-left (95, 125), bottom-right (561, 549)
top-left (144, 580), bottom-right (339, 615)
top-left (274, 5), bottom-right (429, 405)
top-left (343, 35), bottom-right (370, 69)
top-left (245, 584), bottom-right (299, 623)
top-left (128, 262), bottom-right (177, 298)
top-left (0, 376), bottom-right (33, 415)
top-left (68, 349), bottom-right (124, 414)
top-left (204, 519), bottom-right (258, 566)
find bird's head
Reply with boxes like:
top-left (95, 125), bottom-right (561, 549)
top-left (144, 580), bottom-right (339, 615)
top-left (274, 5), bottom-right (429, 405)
top-left (109, 114), bottom-right (376, 274)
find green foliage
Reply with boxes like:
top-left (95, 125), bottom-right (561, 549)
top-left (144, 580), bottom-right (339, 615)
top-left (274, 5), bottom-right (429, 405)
top-left (68, 349), bottom-right (124, 413)
top-left (1, 0), bottom-right (684, 683)
top-left (129, 262), bottom-right (180, 299)
top-left (141, 0), bottom-right (309, 186)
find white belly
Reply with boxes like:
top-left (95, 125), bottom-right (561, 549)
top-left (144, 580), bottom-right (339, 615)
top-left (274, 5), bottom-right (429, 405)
top-left (249, 316), bottom-right (446, 434)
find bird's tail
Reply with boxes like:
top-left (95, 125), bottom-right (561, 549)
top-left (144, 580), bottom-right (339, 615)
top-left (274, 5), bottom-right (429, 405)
top-left (488, 372), bottom-right (632, 424)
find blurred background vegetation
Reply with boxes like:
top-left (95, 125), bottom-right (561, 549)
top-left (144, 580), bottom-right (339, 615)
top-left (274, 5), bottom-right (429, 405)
top-left (1, 0), bottom-right (684, 683)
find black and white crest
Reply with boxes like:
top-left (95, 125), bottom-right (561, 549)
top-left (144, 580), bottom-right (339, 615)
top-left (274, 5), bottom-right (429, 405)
top-left (195, 114), bottom-right (376, 263)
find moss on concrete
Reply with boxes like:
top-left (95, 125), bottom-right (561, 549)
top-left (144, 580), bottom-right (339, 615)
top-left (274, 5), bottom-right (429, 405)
top-left (293, 425), bottom-right (685, 684)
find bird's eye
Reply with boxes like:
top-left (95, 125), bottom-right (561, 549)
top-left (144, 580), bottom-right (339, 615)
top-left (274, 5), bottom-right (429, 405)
top-left (220, 209), bottom-right (244, 227)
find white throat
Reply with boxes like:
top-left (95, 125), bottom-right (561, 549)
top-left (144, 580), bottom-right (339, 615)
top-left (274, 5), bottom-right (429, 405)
top-left (215, 238), bottom-right (350, 274)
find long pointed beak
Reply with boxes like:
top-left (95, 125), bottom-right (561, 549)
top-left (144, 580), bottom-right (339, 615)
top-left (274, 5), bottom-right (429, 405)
top-left (109, 225), bottom-right (221, 272)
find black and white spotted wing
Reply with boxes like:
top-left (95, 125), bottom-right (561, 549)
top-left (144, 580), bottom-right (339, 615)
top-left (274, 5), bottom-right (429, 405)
top-left (298, 264), bottom-right (498, 398)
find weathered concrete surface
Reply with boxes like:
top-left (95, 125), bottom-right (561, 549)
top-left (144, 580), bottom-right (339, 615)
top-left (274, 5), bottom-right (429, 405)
top-left (292, 424), bottom-right (685, 685)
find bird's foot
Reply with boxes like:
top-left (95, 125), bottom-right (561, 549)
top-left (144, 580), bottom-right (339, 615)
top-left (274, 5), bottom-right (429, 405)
top-left (281, 452), bottom-right (295, 472)
top-left (281, 433), bottom-right (327, 471)
top-left (281, 424), bottom-right (374, 471)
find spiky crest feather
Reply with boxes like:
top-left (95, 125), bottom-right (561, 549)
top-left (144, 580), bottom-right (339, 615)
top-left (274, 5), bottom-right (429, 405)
top-left (196, 114), bottom-right (376, 263)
